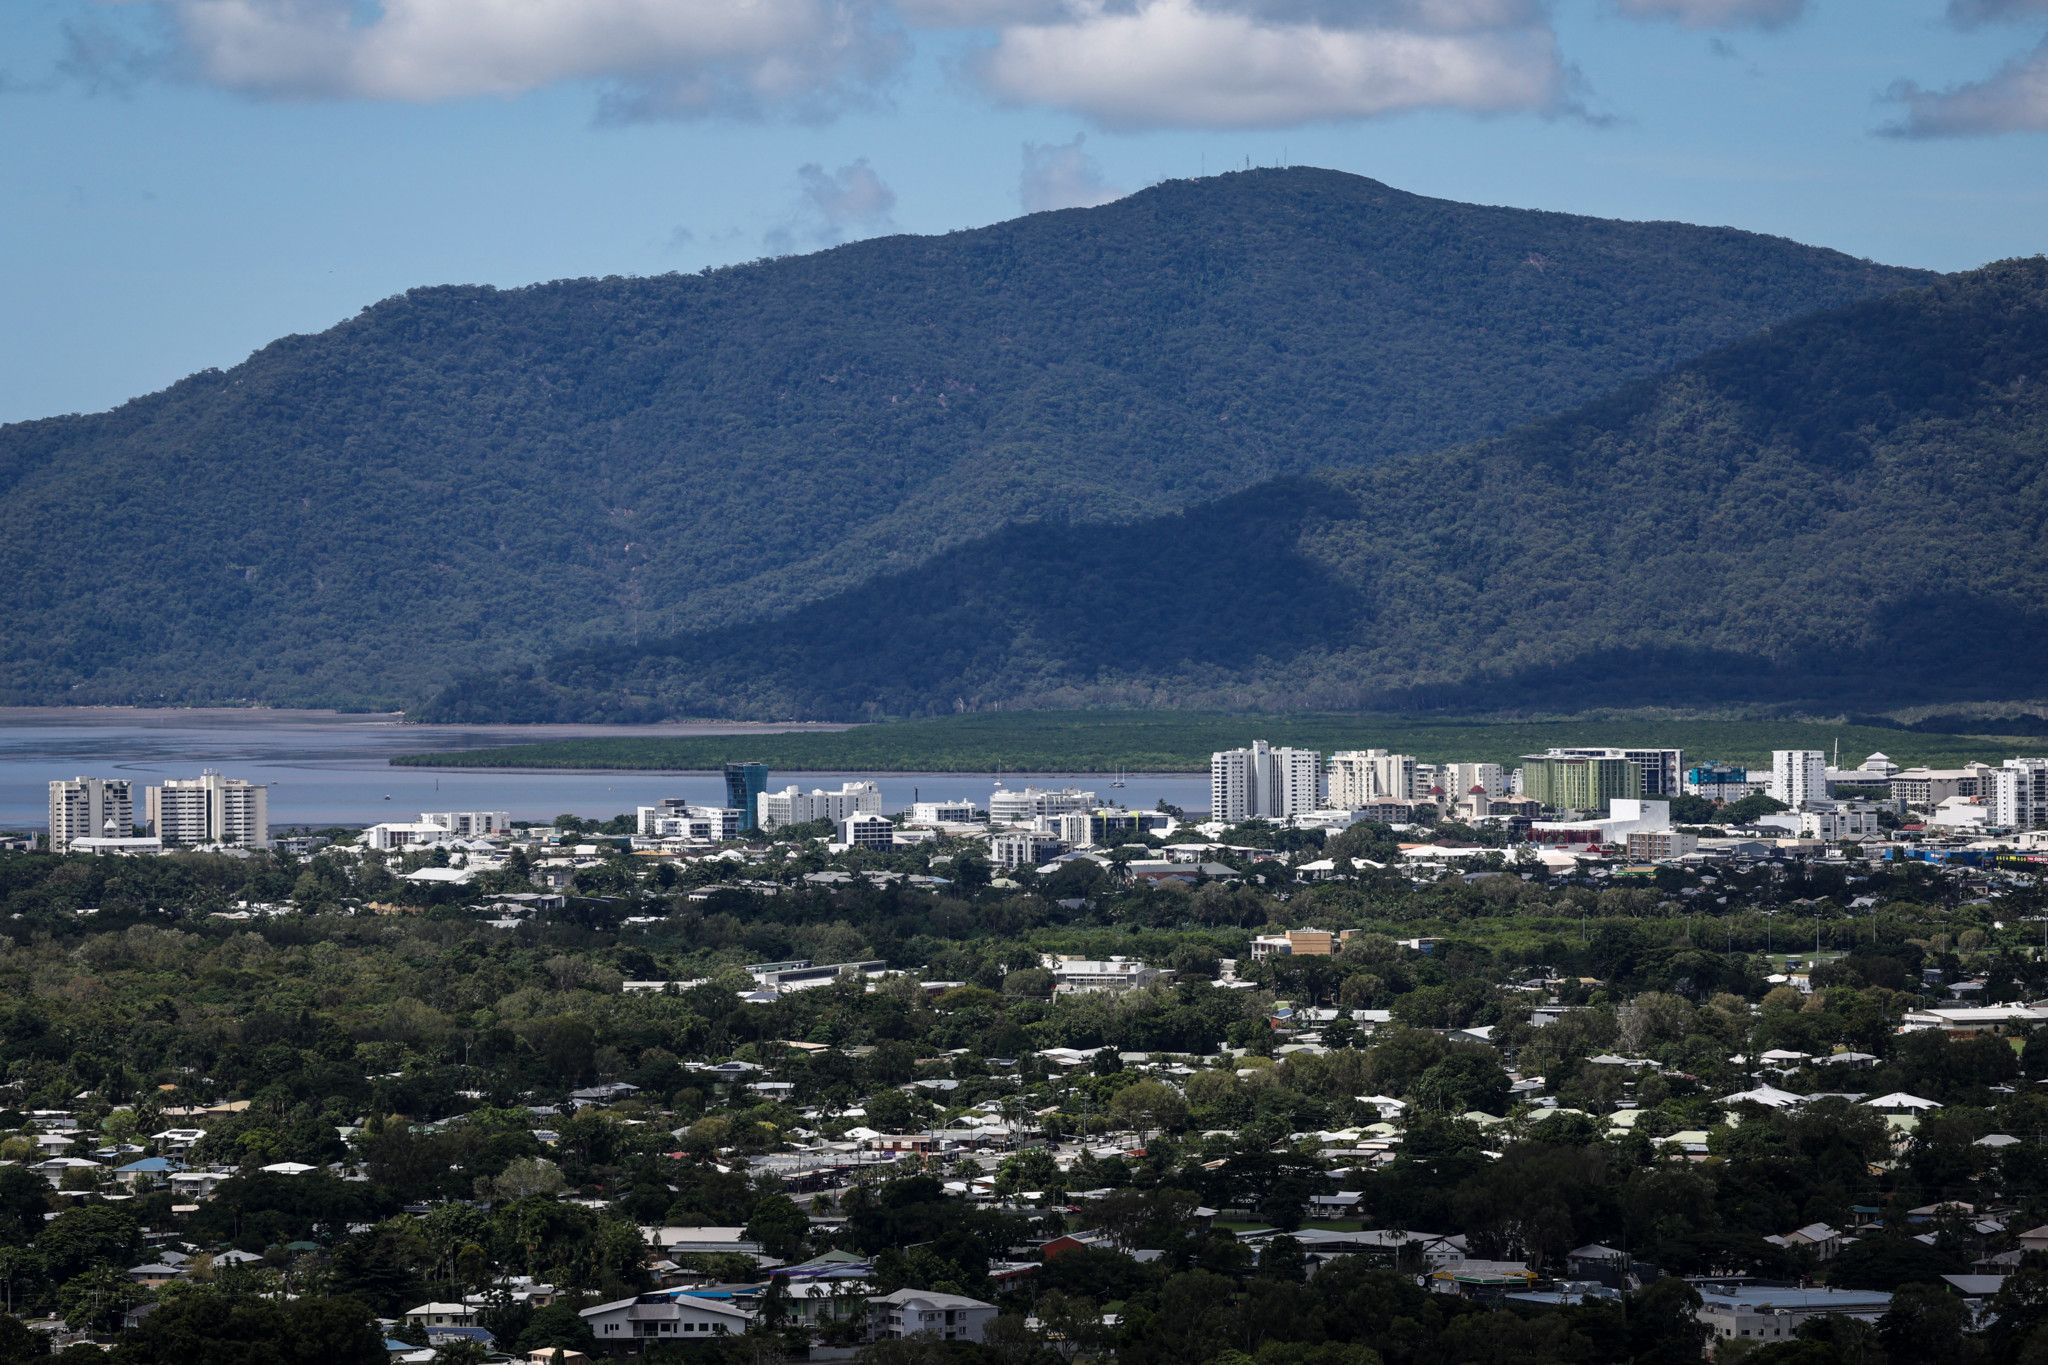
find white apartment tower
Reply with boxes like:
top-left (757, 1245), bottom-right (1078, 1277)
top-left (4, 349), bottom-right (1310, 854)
top-left (48, 777), bottom-right (134, 853)
top-left (1327, 749), bottom-right (1419, 807)
top-left (1992, 758), bottom-right (2048, 831)
top-left (146, 771), bottom-right (269, 848)
top-left (1212, 741), bottom-right (1323, 822)
top-left (1770, 751), bottom-right (1828, 811)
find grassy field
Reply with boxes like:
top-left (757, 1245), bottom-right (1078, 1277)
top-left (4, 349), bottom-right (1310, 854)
top-left (391, 709), bottom-right (2042, 774)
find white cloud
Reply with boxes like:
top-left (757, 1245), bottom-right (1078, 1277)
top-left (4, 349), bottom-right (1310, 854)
top-left (147, 0), bottom-right (903, 118)
top-left (1946, 0), bottom-right (2048, 25)
top-left (1609, 0), bottom-right (1807, 29)
top-left (767, 158), bottom-right (900, 250)
top-left (1882, 36), bottom-right (2048, 138)
top-left (1020, 133), bottom-right (1126, 212)
top-left (894, 0), bottom-right (1070, 23)
top-left (905, 0), bottom-right (1544, 28)
top-left (1216, 0), bottom-right (1546, 31)
top-left (80, 0), bottom-right (1575, 130)
top-left (973, 0), bottom-right (1569, 130)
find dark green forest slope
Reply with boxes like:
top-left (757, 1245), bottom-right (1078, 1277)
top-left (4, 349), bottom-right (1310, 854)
top-left (0, 169), bottom-right (1926, 707)
top-left (425, 259), bottom-right (2048, 722)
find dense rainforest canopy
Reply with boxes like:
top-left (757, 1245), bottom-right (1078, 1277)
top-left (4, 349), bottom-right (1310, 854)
top-left (428, 259), bottom-right (2048, 722)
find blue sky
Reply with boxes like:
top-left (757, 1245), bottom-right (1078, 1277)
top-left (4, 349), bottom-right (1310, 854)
top-left (3, 0), bottom-right (2046, 425)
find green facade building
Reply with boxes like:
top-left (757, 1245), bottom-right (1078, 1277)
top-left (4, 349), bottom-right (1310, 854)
top-left (1518, 755), bottom-right (1642, 814)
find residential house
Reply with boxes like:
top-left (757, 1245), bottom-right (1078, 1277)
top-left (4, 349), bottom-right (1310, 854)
top-left (581, 1293), bottom-right (753, 1351)
top-left (867, 1289), bottom-right (998, 1344)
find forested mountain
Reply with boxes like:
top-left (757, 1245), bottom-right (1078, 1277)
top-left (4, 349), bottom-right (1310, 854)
top-left (425, 259), bottom-right (2048, 722)
top-left (0, 168), bottom-right (1928, 707)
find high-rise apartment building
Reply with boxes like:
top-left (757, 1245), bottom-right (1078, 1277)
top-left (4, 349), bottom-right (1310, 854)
top-left (145, 771), bottom-right (268, 848)
top-left (47, 776), bottom-right (134, 853)
top-left (724, 763), bottom-right (771, 834)
top-left (1518, 754), bottom-right (1642, 815)
top-left (1770, 751), bottom-right (1828, 811)
top-left (1992, 758), bottom-right (2048, 831)
top-left (1327, 749), bottom-right (1419, 807)
top-left (1546, 747), bottom-right (1685, 799)
top-left (1211, 741), bottom-right (1322, 822)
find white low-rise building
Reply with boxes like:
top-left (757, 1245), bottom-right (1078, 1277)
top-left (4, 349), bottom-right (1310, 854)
top-left (1043, 956), bottom-right (1165, 995)
top-left (637, 801), bottom-right (743, 840)
top-left (906, 800), bottom-right (981, 825)
top-left (1798, 804), bottom-right (1883, 841)
top-left (67, 836), bottom-right (164, 855)
top-left (758, 782), bottom-right (882, 831)
top-left (1695, 1286), bottom-right (1891, 1345)
top-left (988, 786), bottom-right (1099, 824)
top-left (840, 813), bottom-right (895, 851)
top-left (989, 830), bottom-right (1062, 871)
top-left (582, 1293), bottom-right (753, 1346)
top-left (1532, 799), bottom-right (1672, 848)
top-left (422, 810), bottom-right (509, 837)
top-left (362, 821), bottom-right (451, 852)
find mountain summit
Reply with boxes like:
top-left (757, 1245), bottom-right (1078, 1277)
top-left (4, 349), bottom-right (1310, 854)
top-left (0, 168), bottom-right (1927, 707)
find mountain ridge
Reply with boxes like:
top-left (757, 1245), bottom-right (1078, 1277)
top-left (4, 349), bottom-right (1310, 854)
top-left (0, 168), bottom-right (1931, 708)
top-left (422, 257), bottom-right (2048, 722)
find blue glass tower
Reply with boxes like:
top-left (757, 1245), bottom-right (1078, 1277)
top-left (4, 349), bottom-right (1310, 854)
top-left (724, 762), bottom-right (770, 833)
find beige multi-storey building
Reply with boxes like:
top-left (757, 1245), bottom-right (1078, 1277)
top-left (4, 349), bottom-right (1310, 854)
top-left (47, 776), bottom-right (134, 853)
top-left (1626, 830), bottom-right (1699, 860)
top-left (145, 771), bottom-right (268, 848)
top-left (1439, 762), bottom-right (1508, 799)
top-left (1327, 749), bottom-right (1418, 807)
top-left (1890, 763), bottom-right (1996, 810)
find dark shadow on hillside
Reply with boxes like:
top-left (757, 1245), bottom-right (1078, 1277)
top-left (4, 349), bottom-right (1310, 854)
top-left (425, 479), bottom-right (1373, 721)
top-left (1376, 592), bottom-right (2048, 714)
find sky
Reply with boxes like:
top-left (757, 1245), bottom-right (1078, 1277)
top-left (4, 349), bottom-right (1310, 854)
top-left (3, 0), bottom-right (2047, 425)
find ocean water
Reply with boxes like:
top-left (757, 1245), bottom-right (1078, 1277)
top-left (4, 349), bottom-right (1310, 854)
top-left (0, 709), bottom-right (1207, 830)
